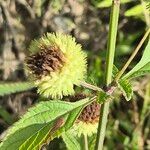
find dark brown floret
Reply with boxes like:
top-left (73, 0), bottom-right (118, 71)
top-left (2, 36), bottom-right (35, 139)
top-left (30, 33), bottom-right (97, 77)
top-left (26, 45), bottom-right (66, 78)
top-left (78, 101), bottom-right (100, 123)
top-left (69, 93), bottom-right (100, 123)
top-left (69, 93), bottom-right (87, 102)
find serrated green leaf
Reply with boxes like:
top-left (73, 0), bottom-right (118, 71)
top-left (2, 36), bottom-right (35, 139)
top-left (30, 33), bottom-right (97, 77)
top-left (62, 129), bottom-right (82, 150)
top-left (117, 79), bottom-right (133, 101)
top-left (112, 65), bottom-right (119, 78)
top-left (95, 65), bottom-right (117, 104)
top-left (20, 103), bottom-right (87, 150)
top-left (62, 130), bottom-right (96, 150)
top-left (20, 105), bottom-right (85, 150)
top-left (125, 4), bottom-right (143, 17)
top-left (113, 66), bottom-right (133, 101)
top-left (0, 98), bottom-right (94, 150)
top-left (19, 122), bottom-right (54, 150)
top-left (97, 91), bottom-right (110, 104)
top-left (122, 39), bottom-right (150, 79)
top-left (0, 82), bottom-right (35, 96)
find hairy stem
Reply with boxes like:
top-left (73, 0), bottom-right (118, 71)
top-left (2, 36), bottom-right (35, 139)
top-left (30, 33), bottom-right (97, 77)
top-left (95, 0), bottom-right (120, 150)
top-left (80, 81), bottom-right (103, 92)
top-left (115, 28), bottom-right (150, 81)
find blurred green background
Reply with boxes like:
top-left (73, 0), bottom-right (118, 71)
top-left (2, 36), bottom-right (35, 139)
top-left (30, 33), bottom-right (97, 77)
top-left (0, 0), bottom-right (150, 149)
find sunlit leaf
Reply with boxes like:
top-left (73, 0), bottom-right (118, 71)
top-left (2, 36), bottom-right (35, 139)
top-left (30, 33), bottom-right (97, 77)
top-left (0, 98), bottom-right (94, 150)
top-left (113, 66), bottom-right (133, 101)
top-left (0, 82), bottom-right (35, 96)
top-left (62, 130), bottom-right (96, 150)
top-left (97, 91), bottom-right (111, 104)
top-left (62, 130), bottom-right (82, 150)
top-left (117, 79), bottom-right (133, 101)
top-left (122, 39), bottom-right (150, 79)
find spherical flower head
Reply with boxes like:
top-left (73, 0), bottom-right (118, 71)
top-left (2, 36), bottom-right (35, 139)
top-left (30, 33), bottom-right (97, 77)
top-left (26, 33), bottom-right (87, 99)
top-left (69, 94), bottom-right (100, 137)
top-left (73, 101), bottom-right (100, 136)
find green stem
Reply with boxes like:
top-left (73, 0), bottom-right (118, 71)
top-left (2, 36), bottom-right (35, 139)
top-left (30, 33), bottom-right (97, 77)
top-left (115, 28), bottom-right (150, 81)
top-left (83, 134), bottom-right (89, 150)
top-left (95, 0), bottom-right (120, 150)
top-left (80, 81), bottom-right (103, 92)
top-left (140, 0), bottom-right (150, 27)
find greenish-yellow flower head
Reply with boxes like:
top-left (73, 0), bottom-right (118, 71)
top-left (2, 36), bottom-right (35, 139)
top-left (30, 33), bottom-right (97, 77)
top-left (69, 93), bottom-right (100, 136)
top-left (73, 101), bottom-right (100, 136)
top-left (26, 33), bottom-right (87, 98)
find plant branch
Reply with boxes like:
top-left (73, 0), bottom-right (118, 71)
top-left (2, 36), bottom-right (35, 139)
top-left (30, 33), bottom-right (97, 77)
top-left (95, 0), bottom-right (120, 150)
top-left (140, 0), bottom-right (150, 27)
top-left (80, 81), bottom-right (103, 92)
top-left (80, 81), bottom-right (116, 97)
top-left (115, 28), bottom-right (150, 81)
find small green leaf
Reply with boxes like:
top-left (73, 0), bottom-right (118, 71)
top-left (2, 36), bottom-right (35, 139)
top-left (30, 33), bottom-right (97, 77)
top-left (125, 5), bottom-right (143, 17)
top-left (95, 66), bottom-right (117, 104)
top-left (122, 39), bottom-right (150, 79)
top-left (112, 65), bottom-right (119, 78)
top-left (113, 66), bottom-right (133, 101)
top-left (62, 130), bottom-right (96, 150)
top-left (117, 79), bottom-right (133, 101)
top-left (97, 91), bottom-right (110, 104)
top-left (62, 130), bottom-right (82, 150)
top-left (0, 82), bottom-right (35, 96)
top-left (0, 98), bottom-right (94, 150)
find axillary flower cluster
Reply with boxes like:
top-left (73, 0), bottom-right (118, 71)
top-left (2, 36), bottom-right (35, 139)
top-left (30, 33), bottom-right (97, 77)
top-left (26, 33), bottom-right (100, 136)
top-left (69, 93), bottom-right (100, 136)
top-left (26, 33), bottom-right (87, 99)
